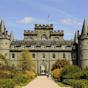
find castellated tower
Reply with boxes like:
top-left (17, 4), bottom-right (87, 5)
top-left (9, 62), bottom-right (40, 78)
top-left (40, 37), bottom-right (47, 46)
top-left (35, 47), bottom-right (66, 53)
top-left (0, 20), bottom-right (11, 60)
top-left (78, 19), bottom-right (88, 68)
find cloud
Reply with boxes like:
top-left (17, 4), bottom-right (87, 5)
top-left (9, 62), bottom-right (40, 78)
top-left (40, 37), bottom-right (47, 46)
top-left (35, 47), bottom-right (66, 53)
top-left (17, 17), bottom-right (33, 24)
top-left (59, 18), bottom-right (82, 25)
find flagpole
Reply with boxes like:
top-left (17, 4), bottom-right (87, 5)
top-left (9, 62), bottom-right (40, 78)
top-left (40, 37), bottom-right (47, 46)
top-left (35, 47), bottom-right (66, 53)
top-left (48, 15), bottom-right (50, 25)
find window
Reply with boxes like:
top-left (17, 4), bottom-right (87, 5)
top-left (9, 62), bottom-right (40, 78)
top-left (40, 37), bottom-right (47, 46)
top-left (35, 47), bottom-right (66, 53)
top-left (12, 54), bottom-right (15, 58)
top-left (32, 53), bottom-right (35, 58)
top-left (41, 34), bottom-right (47, 40)
top-left (53, 53), bottom-right (55, 58)
top-left (43, 53), bottom-right (45, 58)
top-left (63, 53), bottom-right (66, 58)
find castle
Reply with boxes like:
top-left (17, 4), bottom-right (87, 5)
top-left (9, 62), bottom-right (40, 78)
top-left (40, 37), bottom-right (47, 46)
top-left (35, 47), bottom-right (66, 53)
top-left (0, 19), bottom-right (88, 75)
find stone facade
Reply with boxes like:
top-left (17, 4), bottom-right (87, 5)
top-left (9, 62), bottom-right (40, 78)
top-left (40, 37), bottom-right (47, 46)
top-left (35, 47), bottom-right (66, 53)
top-left (0, 19), bottom-right (88, 74)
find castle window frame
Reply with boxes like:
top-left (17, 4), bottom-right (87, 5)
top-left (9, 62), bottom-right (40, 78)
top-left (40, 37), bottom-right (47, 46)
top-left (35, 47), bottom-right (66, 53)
top-left (43, 53), bottom-right (45, 58)
top-left (32, 53), bottom-right (35, 58)
top-left (12, 53), bottom-right (15, 58)
top-left (52, 53), bottom-right (55, 58)
top-left (63, 53), bottom-right (66, 58)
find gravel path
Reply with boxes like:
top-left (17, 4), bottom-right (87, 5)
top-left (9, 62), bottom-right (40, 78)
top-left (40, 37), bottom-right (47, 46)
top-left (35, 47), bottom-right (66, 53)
top-left (22, 76), bottom-right (71, 88)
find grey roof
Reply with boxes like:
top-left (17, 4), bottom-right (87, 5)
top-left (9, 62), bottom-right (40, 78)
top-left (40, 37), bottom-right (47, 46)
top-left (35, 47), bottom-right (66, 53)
top-left (11, 40), bottom-right (74, 47)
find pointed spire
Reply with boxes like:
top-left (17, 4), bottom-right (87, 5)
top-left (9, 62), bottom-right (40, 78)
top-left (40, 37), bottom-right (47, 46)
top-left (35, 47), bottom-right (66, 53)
top-left (74, 31), bottom-right (78, 44)
top-left (81, 19), bottom-right (87, 36)
top-left (10, 31), bottom-right (14, 41)
top-left (0, 19), bottom-right (5, 33)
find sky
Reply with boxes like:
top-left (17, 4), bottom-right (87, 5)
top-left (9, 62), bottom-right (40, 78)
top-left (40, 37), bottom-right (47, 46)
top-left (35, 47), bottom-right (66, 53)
top-left (0, 0), bottom-right (88, 40)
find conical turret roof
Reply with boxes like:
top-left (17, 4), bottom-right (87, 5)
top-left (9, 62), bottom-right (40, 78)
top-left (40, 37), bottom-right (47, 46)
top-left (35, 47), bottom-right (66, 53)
top-left (81, 19), bottom-right (87, 36)
top-left (74, 31), bottom-right (78, 44)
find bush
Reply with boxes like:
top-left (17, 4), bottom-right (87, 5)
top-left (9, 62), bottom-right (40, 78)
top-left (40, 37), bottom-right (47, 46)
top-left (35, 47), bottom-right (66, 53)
top-left (63, 71), bottom-right (84, 79)
top-left (25, 70), bottom-right (36, 79)
top-left (61, 65), bottom-right (81, 79)
top-left (0, 70), bottom-right (13, 78)
top-left (62, 79), bottom-right (88, 88)
top-left (51, 68), bottom-right (61, 81)
top-left (62, 79), bottom-right (75, 85)
top-left (0, 79), bottom-right (15, 88)
top-left (13, 70), bottom-right (36, 85)
top-left (13, 72), bottom-right (29, 85)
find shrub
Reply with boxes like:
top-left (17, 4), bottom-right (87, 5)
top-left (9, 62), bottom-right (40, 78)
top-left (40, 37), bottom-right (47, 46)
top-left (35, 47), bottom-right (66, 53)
top-left (0, 79), bottom-right (15, 88)
top-left (62, 79), bottom-right (88, 88)
top-left (51, 68), bottom-right (61, 81)
top-left (61, 65), bottom-right (81, 79)
top-left (63, 71), bottom-right (84, 79)
top-left (13, 72), bottom-right (29, 85)
top-left (0, 70), bottom-right (12, 78)
top-left (25, 70), bottom-right (36, 79)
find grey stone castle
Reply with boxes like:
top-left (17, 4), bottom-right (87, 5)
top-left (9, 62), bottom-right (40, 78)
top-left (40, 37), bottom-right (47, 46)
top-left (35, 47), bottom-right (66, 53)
top-left (0, 19), bottom-right (88, 74)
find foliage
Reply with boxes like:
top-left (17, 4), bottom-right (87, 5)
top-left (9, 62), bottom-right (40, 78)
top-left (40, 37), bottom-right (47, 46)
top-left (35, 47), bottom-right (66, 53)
top-left (25, 70), bottom-right (36, 79)
top-left (51, 68), bottom-right (61, 81)
top-left (62, 79), bottom-right (88, 88)
top-left (0, 79), bottom-right (15, 88)
top-left (61, 65), bottom-right (81, 78)
top-left (60, 65), bottom-right (88, 88)
top-left (62, 69), bottom-right (88, 80)
top-left (13, 70), bottom-right (36, 85)
top-left (0, 70), bottom-right (12, 78)
top-left (13, 71), bottom-right (29, 85)
top-left (18, 49), bottom-right (35, 72)
top-left (51, 59), bottom-right (69, 71)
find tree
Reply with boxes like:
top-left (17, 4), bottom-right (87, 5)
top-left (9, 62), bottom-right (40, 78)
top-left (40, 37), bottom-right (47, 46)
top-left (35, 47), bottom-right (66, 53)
top-left (51, 68), bottom-right (61, 81)
top-left (51, 59), bottom-right (69, 71)
top-left (18, 49), bottom-right (35, 72)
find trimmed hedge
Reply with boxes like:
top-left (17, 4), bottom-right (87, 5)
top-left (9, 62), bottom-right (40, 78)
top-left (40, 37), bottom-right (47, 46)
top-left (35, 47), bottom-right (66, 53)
top-left (62, 70), bottom-right (88, 79)
top-left (62, 79), bottom-right (88, 88)
top-left (61, 65), bottom-right (81, 77)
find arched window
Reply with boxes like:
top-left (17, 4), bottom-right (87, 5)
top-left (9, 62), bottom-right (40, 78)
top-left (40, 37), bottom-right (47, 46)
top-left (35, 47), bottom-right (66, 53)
top-left (41, 34), bottom-right (48, 40)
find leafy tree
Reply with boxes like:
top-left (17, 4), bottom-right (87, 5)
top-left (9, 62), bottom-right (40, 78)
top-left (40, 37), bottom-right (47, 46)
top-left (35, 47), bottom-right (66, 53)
top-left (51, 59), bottom-right (69, 71)
top-left (18, 49), bottom-right (35, 72)
top-left (51, 68), bottom-right (61, 81)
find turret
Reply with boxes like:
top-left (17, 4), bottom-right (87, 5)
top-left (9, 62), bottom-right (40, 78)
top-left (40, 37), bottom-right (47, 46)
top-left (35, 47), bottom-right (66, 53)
top-left (0, 20), bottom-right (6, 33)
top-left (74, 31), bottom-right (78, 44)
top-left (0, 20), bottom-right (11, 60)
top-left (78, 19), bottom-right (88, 68)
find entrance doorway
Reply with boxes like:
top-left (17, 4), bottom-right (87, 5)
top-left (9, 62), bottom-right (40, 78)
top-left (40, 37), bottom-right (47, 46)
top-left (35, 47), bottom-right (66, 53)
top-left (40, 64), bottom-right (46, 75)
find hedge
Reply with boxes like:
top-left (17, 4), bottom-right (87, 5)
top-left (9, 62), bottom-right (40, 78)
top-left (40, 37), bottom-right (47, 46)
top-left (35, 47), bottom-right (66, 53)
top-left (62, 79), bottom-right (88, 88)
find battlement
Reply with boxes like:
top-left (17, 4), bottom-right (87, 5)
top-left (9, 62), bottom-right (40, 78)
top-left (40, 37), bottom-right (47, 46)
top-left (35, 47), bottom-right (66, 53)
top-left (24, 30), bottom-right (37, 36)
top-left (50, 30), bottom-right (64, 36)
top-left (35, 24), bottom-right (53, 30)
